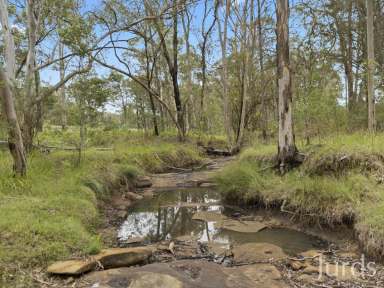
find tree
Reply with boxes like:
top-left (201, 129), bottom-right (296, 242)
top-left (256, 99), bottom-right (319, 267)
top-left (217, 0), bottom-right (233, 150)
top-left (0, 0), bottom-right (27, 175)
top-left (276, 0), bottom-right (297, 172)
top-left (69, 76), bottom-right (111, 164)
top-left (367, 0), bottom-right (375, 133)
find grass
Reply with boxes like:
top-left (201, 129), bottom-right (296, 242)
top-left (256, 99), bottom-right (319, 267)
top-left (215, 133), bottom-right (384, 259)
top-left (0, 127), bottom-right (203, 287)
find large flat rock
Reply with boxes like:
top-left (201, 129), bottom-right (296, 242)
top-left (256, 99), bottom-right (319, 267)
top-left (80, 260), bottom-right (287, 288)
top-left (192, 211), bottom-right (228, 222)
top-left (47, 259), bottom-right (97, 275)
top-left (95, 247), bottom-right (153, 269)
top-left (47, 247), bottom-right (153, 275)
top-left (233, 243), bottom-right (287, 263)
top-left (215, 219), bottom-right (267, 233)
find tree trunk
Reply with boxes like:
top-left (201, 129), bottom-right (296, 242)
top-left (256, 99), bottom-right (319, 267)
top-left (236, 0), bottom-right (249, 149)
top-left (59, 41), bottom-right (67, 130)
top-left (182, 6), bottom-right (193, 133)
top-left (23, 0), bottom-right (40, 151)
top-left (217, 0), bottom-right (233, 149)
top-left (0, 0), bottom-right (16, 81)
top-left (171, 1), bottom-right (185, 140)
top-left (0, 67), bottom-right (27, 176)
top-left (276, 0), bottom-right (297, 173)
top-left (0, 0), bottom-right (27, 175)
top-left (257, 0), bottom-right (268, 141)
top-left (367, 0), bottom-right (375, 133)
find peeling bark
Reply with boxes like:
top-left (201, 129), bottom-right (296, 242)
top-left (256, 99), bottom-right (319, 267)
top-left (276, 0), bottom-right (298, 173)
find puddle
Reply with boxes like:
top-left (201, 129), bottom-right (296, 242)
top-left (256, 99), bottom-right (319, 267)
top-left (118, 188), bottom-right (326, 255)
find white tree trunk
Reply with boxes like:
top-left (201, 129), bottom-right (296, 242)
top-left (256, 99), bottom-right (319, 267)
top-left (0, 0), bottom-right (27, 175)
top-left (23, 0), bottom-right (40, 150)
top-left (0, 67), bottom-right (27, 175)
top-left (276, 0), bottom-right (297, 172)
top-left (0, 0), bottom-right (16, 81)
top-left (217, 0), bottom-right (233, 150)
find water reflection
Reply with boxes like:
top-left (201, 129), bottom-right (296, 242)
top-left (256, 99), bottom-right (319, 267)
top-left (118, 188), bottom-right (325, 255)
top-left (118, 189), bottom-right (221, 242)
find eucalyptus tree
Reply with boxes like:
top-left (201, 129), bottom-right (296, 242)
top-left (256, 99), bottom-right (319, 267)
top-left (366, 0), bottom-right (375, 132)
top-left (276, 0), bottom-right (297, 172)
top-left (1, 0), bottom-right (93, 175)
top-left (198, 0), bottom-right (217, 131)
top-left (0, 0), bottom-right (27, 175)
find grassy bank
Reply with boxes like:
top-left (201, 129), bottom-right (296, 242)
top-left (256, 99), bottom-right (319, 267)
top-left (215, 133), bottom-right (384, 259)
top-left (0, 128), bottom-right (203, 287)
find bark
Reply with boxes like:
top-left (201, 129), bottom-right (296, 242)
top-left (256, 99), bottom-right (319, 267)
top-left (367, 0), bottom-right (375, 133)
top-left (0, 0), bottom-right (16, 80)
top-left (257, 0), bottom-right (268, 141)
top-left (0, 67), bottom-right (27, 176)
top-left (144, 28), bottom-right (159, 136)
top-left (23, 0), bottom-right (40, 151)
top-left (276, 0), bottom-right (297, 173)
top-left (181, 3), bottom-right (193, 132)
top-left (199, 0), bottom-right (217, 131)
top-left (147, 0), bottom-right (185, 140)
top-left (0, 0), bottom-right (27, 175)
top-left (59, 41), bottom-right (67, 130)
top-left (217, 0), bottom-right (233, 149)
top-left (236, 0), bottom-right (249, 148)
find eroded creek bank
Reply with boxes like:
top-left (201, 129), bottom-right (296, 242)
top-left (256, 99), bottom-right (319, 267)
top-left (51, 157), bottom-right (384, 287)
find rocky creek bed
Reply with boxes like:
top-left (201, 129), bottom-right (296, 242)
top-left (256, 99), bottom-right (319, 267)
top-left (46, 157), bottom-right (384, 288)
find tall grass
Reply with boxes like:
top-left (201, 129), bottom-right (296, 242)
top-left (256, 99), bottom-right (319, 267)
top-left (215, 133), bottom-right (384, 259)
top-left (0, 130), bottom-right (203, 286)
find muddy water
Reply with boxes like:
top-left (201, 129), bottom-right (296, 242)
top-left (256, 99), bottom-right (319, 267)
top-left (118, 188), bottom-right (326, 255)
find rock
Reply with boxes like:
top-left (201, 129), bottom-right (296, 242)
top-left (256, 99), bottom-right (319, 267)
top-left (215, 219), bottom-right (267, 233)
top-left (302, 265), bottom-right (319, 275)
top-left (225, 264), bottom-right (285, 288)
top-left (116, 210), bottom-right (128, 219)
top-left (322, 263), bottom-right (360, 281)
top-left (135, 176), bottom-right (152, 188)
top-left (199, 182), bottom-right (218, 188)
top-left (300, 249), bottom-right (321, 258)
top-left (112, 196), bottom-right (132, 209)
top-left (300, 262), bottom-right (360, 281)
top-left (192, 211), bottom-right (228, 222)
top-left (296, 274), bottom-right (317, 284)
top-left (208, 243), bottom-right (231, 256)
top-left (289, 260), bottom-right (307, 271)
top-left (142, 189), bottom-right (154, 199)
top-left (47, 259), bottom-right (97, 275)
top-left (84, 259), bottom-right (289, 288)
top-left (338, 251), bottom-right (359, 259)
top-left (128, 272), bottom-right (183, 288)
top-left (95, 247), bottom-right (153, 269)
top-left (233, 243), bottom-right (287, 263)
top-left (126, 192), bottom-right (144, 201)
top-left (125, 236), bottom-right (145, 244)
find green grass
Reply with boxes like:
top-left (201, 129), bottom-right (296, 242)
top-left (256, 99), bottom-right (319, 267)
top-left (215, 133), bottom-right (384, 259)
top-left (0, 129), bottom-right (203, 286)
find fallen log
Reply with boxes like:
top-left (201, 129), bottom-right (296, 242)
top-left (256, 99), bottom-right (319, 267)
top-left (205, 146), bottom-right (232, 156)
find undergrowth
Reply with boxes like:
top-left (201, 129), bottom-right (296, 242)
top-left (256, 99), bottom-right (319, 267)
top-left (215, 133), bottom-right (384, 260)
top-left (0, 128), bottom-right (203, 287)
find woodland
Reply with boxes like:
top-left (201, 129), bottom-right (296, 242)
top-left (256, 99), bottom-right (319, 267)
top-left (1, 0), bottom-right (384, 287)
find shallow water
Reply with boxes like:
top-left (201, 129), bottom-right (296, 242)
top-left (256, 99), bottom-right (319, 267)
top-left (118, 188), bottom-right (326, 255)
